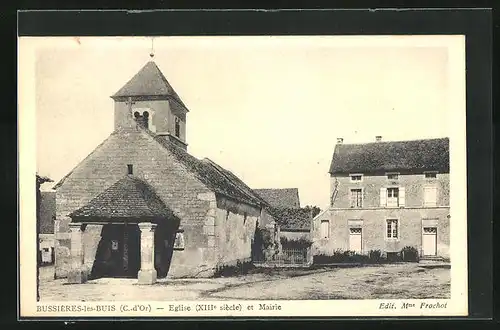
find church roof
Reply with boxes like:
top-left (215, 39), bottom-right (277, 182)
top-left (148, 131), bottom-right (266, 207)
top-left (69, 176), bottom-right (175, 220)
top-left (329, 137), bottom-right (450, 175)
top-left (111, 61), bottom-right (189, 111)
top-left (253, 188), bottom-right (301, 208)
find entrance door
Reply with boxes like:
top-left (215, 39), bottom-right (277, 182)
top-left (349, 227), bottom-right (362, 253)
top-left (91, 224), bottom-right (140, 279)
top-left (422, 227), bottom-right (437, 256)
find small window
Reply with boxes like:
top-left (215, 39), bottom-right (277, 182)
top-left (387, 173), bottom-right (399, 180)
top-left (350, 227), bottom-right (362, 234)
top-left (425, 172), bottom-right (437, 179)
top-left (386, 219), bottom-right (398, 239)
top-left (127, 164), bottom-right (133, 175)
top-left (173, 231), bottom-right (185, 250)
top-left (42, 248), bottom-right (49, 252)
top-left (174, 117), bottom-right (181, 138)
top-left (350, 174), bottom-right (363, 182)
top-left (350, 189), bottom-right (363, 208)
top-left (320, 220), bottom-right (330, 238)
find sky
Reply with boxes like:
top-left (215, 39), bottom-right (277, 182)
top-left (30, 36), bottom-right (454, 207)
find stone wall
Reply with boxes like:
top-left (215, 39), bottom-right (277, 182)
top-left (312, 208), bottom-right (450, 258)
top-left (214, 196), bottom-right (260, 268)
top-left (330, 172), bottom-right (450, 208)
top-left (280, 230), bottom-right (310, 241)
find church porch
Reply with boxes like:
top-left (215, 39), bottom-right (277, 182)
top-left (67, 175), bottom-right (180, 285)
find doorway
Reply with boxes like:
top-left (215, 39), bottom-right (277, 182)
top-left (91, 224), bottom-right (141, 279)
top-left (422, 227), bottom-right (437, 256)
top-left (349, 227), bottom-right (362, 253)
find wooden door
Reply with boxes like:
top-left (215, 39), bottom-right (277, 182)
top-left (422, 227), bottom-right (437, 256)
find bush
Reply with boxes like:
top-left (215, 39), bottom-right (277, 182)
top-left (280, 237), bottom-right (313, 249)
top-left (313, 249), bottom-right (369, 264)
top-left (368, 249), bottom-right (383, 263)
top-left (213, 260), bottom-right (255, 277)
top-left (400, 246), bottom-right (419, 262)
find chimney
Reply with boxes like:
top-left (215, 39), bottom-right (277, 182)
top-left (375, 136), bottom-right (382, 142)
top-left (337, 137), bottom-right (344, 144)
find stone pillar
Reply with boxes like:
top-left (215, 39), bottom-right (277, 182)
top-left (138, 222), bottom-right (157, 284)
top-left (67, 223), bottom-right (87, 284)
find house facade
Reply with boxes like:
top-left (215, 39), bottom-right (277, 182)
top-left (53, 60), bottom-right (277, 284)
top-left (312, 136), bottom-right (450, 259)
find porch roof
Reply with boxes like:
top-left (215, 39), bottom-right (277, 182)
top-left (69, 176), bottom-right (175, 221)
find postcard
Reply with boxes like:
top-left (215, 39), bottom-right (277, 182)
top-left (19, 35), bottom-right (467, 318)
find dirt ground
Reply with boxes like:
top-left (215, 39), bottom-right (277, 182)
top-left (38, 263), bottom-right (450, 301)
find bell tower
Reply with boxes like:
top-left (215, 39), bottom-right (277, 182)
top-left (110, 60), bottom-right (189, 150)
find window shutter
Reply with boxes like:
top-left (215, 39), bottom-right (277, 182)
top-left (399, 187), bottom-right (406, 207)
top-left (380, 188), bottom-right (387, 207)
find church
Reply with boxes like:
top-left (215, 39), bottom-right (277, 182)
top-left (53, 59), bottom-right (278, 284)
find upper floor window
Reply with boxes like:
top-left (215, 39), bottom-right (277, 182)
top-left (424, 171), bottom-right (438, 179)
top-left (350, 188), bottom-right (363, 208)
top-left (380, 187), bottom-right (406, 207)
top-left (387, 173), bottom-right (399, 180)
top-left (387, 188), bottom-right (399, 207)
top-left (350, 174), bottom-right (363, 182)
top-left (424, 186), bottom-right (438, 207)
top-left (174, 117), bottom-right (181, 138)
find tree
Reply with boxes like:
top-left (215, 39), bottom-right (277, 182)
top-left (36, 174), bottom-right (52, 302)
top-left (303, 205), bottom-right (321, 218)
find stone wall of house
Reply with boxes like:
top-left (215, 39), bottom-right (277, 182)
top-left (313, 208), bottom-right (450, 258)
top-left (55, 130), bottom-right (213, 279)
top-left (330, 173), bottom-right (450, 208)
top-left (313, 172), bottom-right (451, 258)
top-left (214, 196), bottom-right (260, 268)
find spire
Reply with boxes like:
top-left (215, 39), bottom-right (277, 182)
top-left (149, 37), bottom-right (155, 59)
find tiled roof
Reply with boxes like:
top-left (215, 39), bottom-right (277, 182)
top-left (111, 61), bottom-right (189, 112)
top-left (329, 137), bottom-right (450, 174)
top-left (253, 188), bottom-right (301, 208)
top-left (39, 191), bottom-right (55, 234)
top-left (269, 207), bottom-right (312, 231)
top-left (69, 176), bottom-right (175, 220)
top-left (149, 131), bottom-right (264, 207)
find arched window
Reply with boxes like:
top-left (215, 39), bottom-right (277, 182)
top-left (174, 117), bottom-right (181, 138)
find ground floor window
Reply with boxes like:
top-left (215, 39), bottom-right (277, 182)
top-left (386, 219), bottom-right (398, 239)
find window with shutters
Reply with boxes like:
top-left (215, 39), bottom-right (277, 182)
top-left (386, 219), bottom-right (398, 239)
top-left (424, 186), bottom-right (438, 207)
top-left (387, 188), bottom-right (399, 207)
top-left (320, 220), bottom-right (330, 238)
top-left (350, 188), bottom-right (363, 208)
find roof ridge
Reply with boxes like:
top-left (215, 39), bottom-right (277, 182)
top-left (337, 136), bottom-right (450, 146)
top-left (53, 132), bottom-right (117, 190)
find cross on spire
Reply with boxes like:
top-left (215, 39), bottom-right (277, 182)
top-left (126, 97), bottom-right (136, 114)
top-left (149, 37), bottom-right (155, 59)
